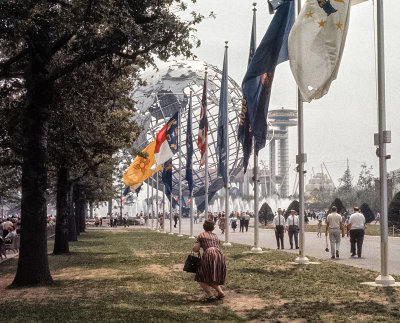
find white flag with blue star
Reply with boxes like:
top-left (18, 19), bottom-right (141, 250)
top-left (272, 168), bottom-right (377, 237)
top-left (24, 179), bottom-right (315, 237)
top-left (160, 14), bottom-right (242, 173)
top-left (288, 0), bottom-right (353, 102)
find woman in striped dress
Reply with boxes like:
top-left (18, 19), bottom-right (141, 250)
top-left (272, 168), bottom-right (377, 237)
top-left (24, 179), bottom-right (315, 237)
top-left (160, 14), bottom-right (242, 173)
top-left (193, 220), bottom-right (226, 300)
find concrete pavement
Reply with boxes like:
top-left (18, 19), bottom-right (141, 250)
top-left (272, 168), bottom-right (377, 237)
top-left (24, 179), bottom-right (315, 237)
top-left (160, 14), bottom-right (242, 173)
top-left (156, 217), bottom-right (400, 276)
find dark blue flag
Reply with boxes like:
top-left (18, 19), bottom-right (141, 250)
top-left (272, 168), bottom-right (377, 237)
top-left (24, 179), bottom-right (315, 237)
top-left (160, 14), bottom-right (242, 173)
top-left (217, 44), bottom-right (228, 186)
top-left (242, 0), bottom-right (294, 156)
top-left (123, 186), bottom-right (130, 196)
top-left (134, 184), bottom-right (142, 196)
top-left (238, 4), bottom-right (257, 173)
top-left (162, 158), bottom-right (173, 196)
top-left (185, 95), bottom-right (193, 193)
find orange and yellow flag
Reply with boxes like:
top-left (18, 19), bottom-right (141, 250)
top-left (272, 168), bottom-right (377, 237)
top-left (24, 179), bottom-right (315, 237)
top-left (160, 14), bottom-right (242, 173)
top-left (123, 141), bottom-right (162, 186)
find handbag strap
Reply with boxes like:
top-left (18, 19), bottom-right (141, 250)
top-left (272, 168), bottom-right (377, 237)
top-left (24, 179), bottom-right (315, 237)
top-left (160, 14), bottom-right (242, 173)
top-left (191, 251), bottom-right (201, 258)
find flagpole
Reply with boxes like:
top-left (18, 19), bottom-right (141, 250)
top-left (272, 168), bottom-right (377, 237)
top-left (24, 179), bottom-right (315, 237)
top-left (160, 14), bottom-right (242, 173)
top-left (169, 192), bottom-right (174, 235)
top-left (147, 179), bottom-right (150, 227)
top-left (294, 0), bottom-right (309, 265)
top-left (189, 90), bottom-right (195, 239)
top-left (204, 66), bottom-right (209, 221)
top-left (152, 177), bottom-right (155, 230)
top-left (373, 0), bottom-right (395, 286)
top-left (162, 185), bottom-right (166, 233)
top-left (223, 41), bottom-right (231, 247)
top-left (178, 108), bottom-right (183, 237)
top-left (250, 2), bottom-right (262, 253)
top-left (156, 171), bottom-right (159, 232)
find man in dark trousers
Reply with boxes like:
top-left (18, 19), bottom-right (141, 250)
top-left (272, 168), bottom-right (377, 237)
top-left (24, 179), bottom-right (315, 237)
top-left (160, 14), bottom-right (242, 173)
top-left (273, 208), bottom-right (285, 249)
top-left (239, 212), bottom-right (245, 232)
top-left (173, 213), bottom-right (179, 228)
top-left (348, 206), bottom-right (366, 258)
top-left (286, 209), bottom-right (299, 249)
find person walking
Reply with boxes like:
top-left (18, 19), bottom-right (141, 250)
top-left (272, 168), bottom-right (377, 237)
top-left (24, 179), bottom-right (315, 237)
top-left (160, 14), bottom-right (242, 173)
top-left (173, 213), bottom-right (179, 228)
top-left (348, 206), bottom-right (366, 258)
top-left (218, 214), bottom-right (225, 234)
top-left (192, 220), bottom-right (226, 301)
top-left (317, 219), bottom-right (322, 238)
top-left (230, 215), bottom-right (237, 233)
top-left (325, 206), bottom-right (342, 259)
top-left (273, 208), bottom-right (285, 249)
top-left (244, 212), bottom-right (250, 232)
top-left (239, 212), bottom-right (245, 233)
top-left (286, 210), bottom-right (299, 249)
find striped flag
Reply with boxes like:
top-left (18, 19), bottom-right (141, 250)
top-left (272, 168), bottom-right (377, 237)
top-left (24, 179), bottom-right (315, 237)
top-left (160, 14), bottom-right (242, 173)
top-left (151, 112), bottom-right (179, 171)
top-left (197, 72), bottom-right (208, 167)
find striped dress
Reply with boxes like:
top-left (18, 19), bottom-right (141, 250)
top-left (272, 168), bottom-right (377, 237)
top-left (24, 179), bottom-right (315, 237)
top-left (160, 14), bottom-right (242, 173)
top-left (195, 231), bottom-right (226, 285)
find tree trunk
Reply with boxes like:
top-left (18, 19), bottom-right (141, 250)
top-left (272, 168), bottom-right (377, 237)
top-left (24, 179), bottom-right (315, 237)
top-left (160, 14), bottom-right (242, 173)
top-left (89, 202), bottom-right (93, 219)
top-left (12, 30), bottom-right (53, 286)
top-left (74, 185), bottom-right (81, 236)
top-left (108, 199), bottom-right (113, 215)
top-left (53, 167), bottom-right (70, 254)
top-left (78, 193), bottom-right (87, 233)
top-left (68, 184), bottom-right (78, 242)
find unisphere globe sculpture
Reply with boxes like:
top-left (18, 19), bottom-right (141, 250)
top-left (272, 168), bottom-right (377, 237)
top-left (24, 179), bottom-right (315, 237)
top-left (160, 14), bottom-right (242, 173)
top-left (131, 60), bottom-right (243, 198)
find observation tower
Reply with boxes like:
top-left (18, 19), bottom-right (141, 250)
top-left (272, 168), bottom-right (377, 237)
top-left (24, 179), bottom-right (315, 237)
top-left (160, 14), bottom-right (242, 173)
top-left (268, 107), bottom-right (297, 197)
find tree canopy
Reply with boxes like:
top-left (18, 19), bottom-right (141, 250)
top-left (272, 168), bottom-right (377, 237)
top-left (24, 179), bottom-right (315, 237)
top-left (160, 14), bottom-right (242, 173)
top-left (0, 0), bottom-right (204, 286)
top-left (258, 202), bottom-right (274, 226)
top-left (388, 192), bottom-right (400, 229)
top-left (329, 198), bottom-right (346, 214)
top-left (360, 203), bottom-right (374, 224)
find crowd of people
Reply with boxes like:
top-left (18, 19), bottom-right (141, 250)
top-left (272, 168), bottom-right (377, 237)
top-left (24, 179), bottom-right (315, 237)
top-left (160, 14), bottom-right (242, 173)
top-left (0, 215), bottom-right (55, 260)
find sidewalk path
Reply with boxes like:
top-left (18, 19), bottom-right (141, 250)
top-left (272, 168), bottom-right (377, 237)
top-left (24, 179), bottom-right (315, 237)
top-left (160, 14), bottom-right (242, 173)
top-left (155, 217), bottom-right (400, 276)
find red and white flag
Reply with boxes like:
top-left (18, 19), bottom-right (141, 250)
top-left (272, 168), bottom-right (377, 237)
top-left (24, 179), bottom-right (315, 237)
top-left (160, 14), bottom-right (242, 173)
top-left (197, 73), bottom-right (208, 167)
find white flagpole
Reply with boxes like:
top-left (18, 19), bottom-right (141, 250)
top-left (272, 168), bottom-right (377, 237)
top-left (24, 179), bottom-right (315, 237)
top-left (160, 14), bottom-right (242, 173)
top-left (169, 192), bottom-right (174, 235)
top-left (178, 108), bottom-right (183, 237)
top-left (156, 171), bottom-right (159, 232)
top-left (189, 91), bottom-right (195, 239)
top-left (151, 176), bottom-right (154, 230)
top-left (373, 0), bottom-right (395, 286)
top-left (162, 185), bottom-right (166, 233)
top-left (204, 67), bottom-right (209, 221)
top-left (147, 179), bottom-right (150, 227)
top-left (223, 41), bottom-right (232, 247)
top-left (250, 3), bottom-right (262, 252)
top-left (294, 0), bottom-right (310, 264)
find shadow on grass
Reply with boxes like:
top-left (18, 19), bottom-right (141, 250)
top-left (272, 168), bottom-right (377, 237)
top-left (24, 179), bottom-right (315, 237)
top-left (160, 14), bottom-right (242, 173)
top-left (0, 288), bottom-right (244, 322)
top-left (245, 299), bottom-right (400, 321)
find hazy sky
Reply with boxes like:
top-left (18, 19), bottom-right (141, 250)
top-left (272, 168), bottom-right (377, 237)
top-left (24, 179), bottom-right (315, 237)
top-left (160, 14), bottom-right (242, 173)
top-left (183, 0), bottom-right (400, 190)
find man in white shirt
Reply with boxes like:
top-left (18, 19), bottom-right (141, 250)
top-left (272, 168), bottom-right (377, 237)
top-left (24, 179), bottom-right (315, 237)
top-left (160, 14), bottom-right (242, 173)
top-left (1, 219), bottom-right (13, 238)
top-left (348, 206), bottom-right (366, 258)
top-left (286, 210), bottom-right (299, 249)
top-left (326, 206), bottom-right (342, 259)
top-left (273, 208), bottom-right (286, 249)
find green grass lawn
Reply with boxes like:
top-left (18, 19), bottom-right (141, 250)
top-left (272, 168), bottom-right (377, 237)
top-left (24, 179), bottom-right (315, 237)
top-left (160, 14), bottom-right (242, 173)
top-left (1, 229), bottom-right (399, 322)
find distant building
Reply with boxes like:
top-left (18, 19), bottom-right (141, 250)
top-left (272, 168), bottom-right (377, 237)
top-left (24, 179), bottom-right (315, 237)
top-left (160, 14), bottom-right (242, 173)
top-left (305, 173), bottom-right (335, 201)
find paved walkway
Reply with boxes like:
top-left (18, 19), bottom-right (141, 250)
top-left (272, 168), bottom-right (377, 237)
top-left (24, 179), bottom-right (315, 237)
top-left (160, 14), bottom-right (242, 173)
top-left (146, 217), bottom-right (400, 276)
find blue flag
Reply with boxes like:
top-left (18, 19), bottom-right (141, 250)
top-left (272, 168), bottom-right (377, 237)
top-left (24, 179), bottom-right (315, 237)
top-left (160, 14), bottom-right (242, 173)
top-left (238, 5), bottom-right (257, 173)
top-left (185, 95), bottom-right (193, 193)
top-left (242, 0), bottom-right (294, 156)
top-left (162, 158), bottom-right (173, 196)
top-left (123, 186), bottom-right (130, 196)
top-left (217, 45), bottom-right (228, 186)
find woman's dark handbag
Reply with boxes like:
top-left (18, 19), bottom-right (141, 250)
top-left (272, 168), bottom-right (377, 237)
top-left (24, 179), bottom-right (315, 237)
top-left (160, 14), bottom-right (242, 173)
top-left (183, 252), bottom-right (201, 273)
